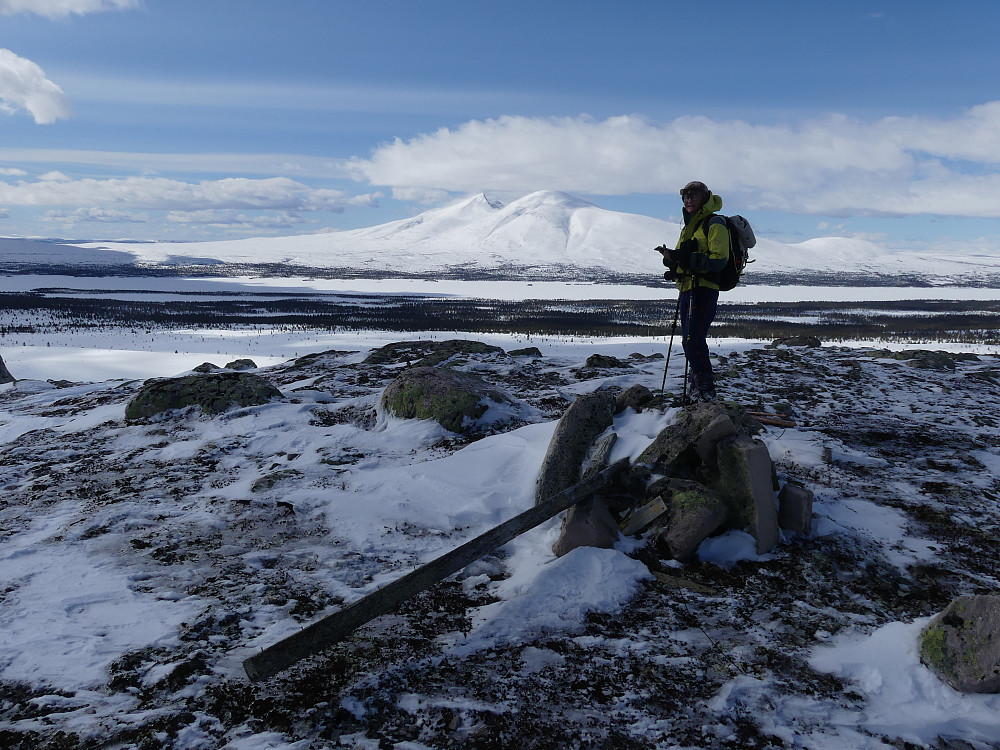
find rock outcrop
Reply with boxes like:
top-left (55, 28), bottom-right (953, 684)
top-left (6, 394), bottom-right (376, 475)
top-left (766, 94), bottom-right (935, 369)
top-left (364, 339), bottom-right (505, 367)
top-left (546, 397), bottom-right (793, 560)
top-left (0, 354), bottom-right (13, 384)
top-left (920, 595), bottom-right (1000, 693)
top-left (380, 366), bottom-right (512, 435)
top-left (125, 371), bottom-right (283, 420)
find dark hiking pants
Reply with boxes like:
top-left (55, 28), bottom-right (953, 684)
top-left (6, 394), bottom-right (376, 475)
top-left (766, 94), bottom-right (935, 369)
top-left (680, 285), bottom-right (719, 393)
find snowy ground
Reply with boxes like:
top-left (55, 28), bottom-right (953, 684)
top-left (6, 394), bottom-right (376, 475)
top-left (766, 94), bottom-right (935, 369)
top-left (2, 277), bottom-right (1000, 749)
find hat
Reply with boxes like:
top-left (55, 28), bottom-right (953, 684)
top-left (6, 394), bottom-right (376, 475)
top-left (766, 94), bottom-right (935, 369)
top-left (680, 181), bottom-right (710, 198)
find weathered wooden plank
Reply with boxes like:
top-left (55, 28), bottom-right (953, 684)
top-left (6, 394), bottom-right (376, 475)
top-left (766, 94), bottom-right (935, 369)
top-left (242, 458), bottom-right (629, 681)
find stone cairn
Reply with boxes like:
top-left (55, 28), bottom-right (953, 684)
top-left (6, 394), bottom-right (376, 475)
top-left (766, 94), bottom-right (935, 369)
top-left (536, 385), bottom-right (814, 561)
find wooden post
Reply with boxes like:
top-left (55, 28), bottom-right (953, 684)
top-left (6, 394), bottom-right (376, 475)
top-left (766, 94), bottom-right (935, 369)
top-left (242, 458), bottom-right (629, 681)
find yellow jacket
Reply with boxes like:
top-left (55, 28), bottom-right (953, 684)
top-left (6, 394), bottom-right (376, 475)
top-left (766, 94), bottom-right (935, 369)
top-left (674, 193), bottom-right (730, 292)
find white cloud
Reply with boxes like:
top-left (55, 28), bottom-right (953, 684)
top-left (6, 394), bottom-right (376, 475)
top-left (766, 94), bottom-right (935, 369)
top-left (0, 167), bottom-right (27, 176)
top-left (165, 209), bottom-right (306, 230)
top-left (44, 207), bottom-right (147, 224)
top-left (0, 49), bottom-right (72, 124)
top-left (0, 0), bottom-right (137, 18)
top-left (351, 105), bottom-right (1000, 219)
top-left (0, 148), bottom-right (353, 179)
top-left (0, 174), bottom-right (379, 214)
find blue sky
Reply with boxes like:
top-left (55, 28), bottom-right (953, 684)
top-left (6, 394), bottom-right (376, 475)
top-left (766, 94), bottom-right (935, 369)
top-left (1, 0), bottom-right (1000, 252)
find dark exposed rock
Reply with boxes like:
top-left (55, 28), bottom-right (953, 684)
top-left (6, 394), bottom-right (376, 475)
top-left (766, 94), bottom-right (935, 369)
top-left (584, 353), bottom-right (629, 369)
top-left (509, 346), bottom-right (543, 357)
top-left (379, 366), bottom-right (512, 434)
top-left (768, 336), bottom-right (822, 348)
top-left (224, 358), bottom-right (258, 370)
top-left (364, 339), bottom-right (505, 367)
top-left (868, 349), bottom-right (978, 371)
top-left (615, 383), bottom-right (653, 414)
top-left (921, 595), bottom-right (1000, 693)
top-left (0, 354), bottom-right (13, 384)
top-left (551, 496), bottom-right (620, 557)
top-left (125, 371), bottom-right (283, 420)
top-left (192, 362), bottom-right (220, 373)
top-left (778, 480), bottom-right (814, 535)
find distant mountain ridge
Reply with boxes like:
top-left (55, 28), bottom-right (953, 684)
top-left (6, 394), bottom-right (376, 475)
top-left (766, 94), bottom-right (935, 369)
top-left (3, 190), bottom-right (1000, 285)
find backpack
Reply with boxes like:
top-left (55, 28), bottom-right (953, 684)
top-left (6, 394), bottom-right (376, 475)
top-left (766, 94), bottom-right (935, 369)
top-left (700, 214), bottom-right (756, 291)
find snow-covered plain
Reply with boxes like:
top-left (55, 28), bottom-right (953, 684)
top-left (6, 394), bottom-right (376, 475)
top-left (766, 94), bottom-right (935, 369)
top-left (3, 194), bottom-right (1000, 748)
top-left (3, 309), bottom-right (1000, 747)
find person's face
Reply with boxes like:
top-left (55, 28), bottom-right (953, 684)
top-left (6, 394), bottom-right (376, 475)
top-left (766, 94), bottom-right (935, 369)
top-left (682, 191), bottom-right (707, 214)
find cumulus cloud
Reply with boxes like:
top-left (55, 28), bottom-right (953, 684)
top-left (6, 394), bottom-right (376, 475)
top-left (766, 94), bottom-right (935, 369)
top-left (0, 174), bottom-right (379, 214)
top-left (0, 0), bottom-right (137, 18)
top-left (0, 48), bottom-right (72, 124)
top-left (351, 104), bottom-right (1000, 219)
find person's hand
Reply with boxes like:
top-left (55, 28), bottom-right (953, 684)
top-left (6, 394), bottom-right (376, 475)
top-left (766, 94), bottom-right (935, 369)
top-left (672, 240), bottom-right (697, 267)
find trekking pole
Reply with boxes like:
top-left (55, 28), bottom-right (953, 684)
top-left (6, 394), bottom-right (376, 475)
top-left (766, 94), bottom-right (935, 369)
top-left (682, 276), bottom-right (697, 403)
top-left (659, 293), bottom-right (682, 394)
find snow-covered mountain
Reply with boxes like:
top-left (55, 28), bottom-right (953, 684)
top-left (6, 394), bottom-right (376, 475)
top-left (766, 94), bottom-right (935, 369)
top-left (4, 190), bottom-right (1000, 283)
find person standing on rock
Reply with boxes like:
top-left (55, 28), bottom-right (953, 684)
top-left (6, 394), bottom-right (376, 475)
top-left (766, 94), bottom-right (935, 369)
top-left (657, 181), bottom-right (730, 402)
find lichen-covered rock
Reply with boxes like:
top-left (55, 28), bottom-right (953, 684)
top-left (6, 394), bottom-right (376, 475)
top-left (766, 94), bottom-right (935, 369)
top-left (712, 437), bottom-right (779, 553)
top-left (920, 595), bottom-right (1000, 693)
top-left (0, 354), bottom-right (14, 384)
top-left (125, 371), bottom-right (283, 420)
top-left (364, 339), bottom-right (505, 367)
top-left (379, 366), bottom-right (511, 434)
top-left (535, 389), bottom-right (617, 505)
top-left (652, 480), bottom-right (727, 561)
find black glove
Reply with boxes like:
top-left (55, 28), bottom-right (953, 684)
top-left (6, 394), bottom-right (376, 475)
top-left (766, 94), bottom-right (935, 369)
top-left (672, 239), bottom-right (698, 267)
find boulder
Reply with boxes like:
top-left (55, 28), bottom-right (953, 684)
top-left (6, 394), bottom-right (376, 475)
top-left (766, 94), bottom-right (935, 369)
top-left (653, 480), bottom-right (728, 561)
top-left (712, 437), bottom-right (779, 554)
top-left (0, 354), bottom-right (14, 384)
top-left (551, 495), bottom-right (620, 557)
top-left (225, 358), bottom-right (258, 370)
top-left (778, 481), bottom-right (814, 535)
top-left (920, 595), bottom-right (1000, 693)
top-left (615, 384), bottom-right (653, 414)
top-left (125, 371), bottom-right (283, 420)
top-left (509, 346), bottom-right (542, 357)
top-left (635, 402), bottom-right (736, 475)
top-left (585, 354), bottom-right (628, 369)
top-left (535, 389), bottom-right (617, 505)
top-left (379, 366), bottom-right (511, 435)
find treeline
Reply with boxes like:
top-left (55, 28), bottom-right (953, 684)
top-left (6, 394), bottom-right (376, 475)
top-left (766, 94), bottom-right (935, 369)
top-left (3, 293), bottom-right (1000, 343)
